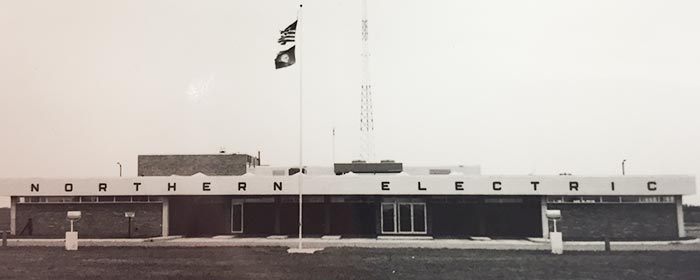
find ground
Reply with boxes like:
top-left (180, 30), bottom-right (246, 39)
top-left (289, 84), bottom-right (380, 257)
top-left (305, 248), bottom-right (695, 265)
top-left (0, 247), bottom-right (699, 279)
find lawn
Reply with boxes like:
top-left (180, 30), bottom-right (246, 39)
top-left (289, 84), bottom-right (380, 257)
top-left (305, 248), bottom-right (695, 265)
top-left (0, 247), bottom-right (698, 279)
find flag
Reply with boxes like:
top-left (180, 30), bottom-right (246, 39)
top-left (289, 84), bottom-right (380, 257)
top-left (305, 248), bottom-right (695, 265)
top-left (275, 46), bottom-right (296, 69)
top-left (278, 20), bottom-right (297, 45)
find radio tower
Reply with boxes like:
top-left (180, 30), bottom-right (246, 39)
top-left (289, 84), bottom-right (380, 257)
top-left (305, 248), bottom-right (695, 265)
top-left (359, 0), bottom-right (375, 161)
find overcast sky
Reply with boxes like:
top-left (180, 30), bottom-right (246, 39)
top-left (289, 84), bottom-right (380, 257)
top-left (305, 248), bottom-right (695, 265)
top-left (1, 0), bottom-right (699, 206)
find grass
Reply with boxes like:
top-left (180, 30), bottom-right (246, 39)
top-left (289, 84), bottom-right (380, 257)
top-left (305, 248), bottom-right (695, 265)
top-left (0, 247), bottom-right (698, 279)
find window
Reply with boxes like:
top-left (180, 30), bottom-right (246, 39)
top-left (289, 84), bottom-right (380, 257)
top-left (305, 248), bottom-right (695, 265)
top-left (601, 196), bottom-right (621, 203)
top-left (548, 195), bottom-right (675, 204)
top-left (381, 203), bottom-right (396, 233)
top-left (17, 196), bottom-right (164, 204)
top-left (231, 202), bottom-right (243, 233)
top-left (80, 196), bottom-right (98, 203)
top-left (98, 196), bottom-right (115, 202)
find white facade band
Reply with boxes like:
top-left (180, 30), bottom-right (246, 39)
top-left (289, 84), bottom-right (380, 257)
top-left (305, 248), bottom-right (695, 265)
top-left (0, 175), bottom-right (694, 196)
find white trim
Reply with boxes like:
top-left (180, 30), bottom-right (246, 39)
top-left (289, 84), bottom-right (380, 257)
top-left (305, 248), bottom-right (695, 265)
top-left (677, 196), bottom-right (686, 238)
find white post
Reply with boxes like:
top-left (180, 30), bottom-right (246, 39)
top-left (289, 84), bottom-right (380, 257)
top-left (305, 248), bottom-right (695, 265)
top-left (10, 197), bottom-right (16, 235)
top-left (540, 196), bottom-right (549, 239)
top-left (677, 196), bottom-right (686, 238)
top-left (162, 197), bottom-right (169, 237)
top-left (297, 4), bottom-right (304, 250)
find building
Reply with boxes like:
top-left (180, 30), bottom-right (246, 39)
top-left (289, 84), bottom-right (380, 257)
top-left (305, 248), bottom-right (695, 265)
top-left (0, 153), bottom-right (695, 241)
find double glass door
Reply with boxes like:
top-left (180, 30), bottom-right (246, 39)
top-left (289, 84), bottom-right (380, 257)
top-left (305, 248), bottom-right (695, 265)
top-left (381, 202), bottom-right (426, 234)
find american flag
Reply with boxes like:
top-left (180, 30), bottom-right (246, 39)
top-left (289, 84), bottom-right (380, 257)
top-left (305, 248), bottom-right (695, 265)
top-left (278, 20), bottom-right (297, 45)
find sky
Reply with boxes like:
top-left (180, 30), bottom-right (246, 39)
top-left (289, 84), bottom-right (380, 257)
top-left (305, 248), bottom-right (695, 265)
top-left (0, 0), bottom-right (699, 206)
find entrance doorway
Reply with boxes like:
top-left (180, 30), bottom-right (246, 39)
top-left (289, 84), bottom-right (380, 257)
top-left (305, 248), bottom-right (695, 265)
top-left (381, 202), bottom-right (427, 234)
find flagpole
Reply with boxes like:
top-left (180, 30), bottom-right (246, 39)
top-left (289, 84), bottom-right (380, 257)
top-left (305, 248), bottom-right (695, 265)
top-left (297, 3), bottom-right (304, 251)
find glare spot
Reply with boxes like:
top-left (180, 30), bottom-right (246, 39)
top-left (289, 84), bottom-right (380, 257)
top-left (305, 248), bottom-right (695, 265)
top-left (186, 74), bottom-right (214, 101)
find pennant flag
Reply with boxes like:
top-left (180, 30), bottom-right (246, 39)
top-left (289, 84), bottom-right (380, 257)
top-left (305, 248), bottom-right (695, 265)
top-left (275, 46), bottom-right (296, 69)
top-left (278, 20), bottom-right (297, 45)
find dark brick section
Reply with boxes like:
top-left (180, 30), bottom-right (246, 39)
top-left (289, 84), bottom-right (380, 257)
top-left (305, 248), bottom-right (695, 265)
top-left (549, 204), bottom-right (678, 241)
top-left (334, 162), bottom-right (403, 175)
top-left (684, 206), bottom-right (700, 223)
top-left (0, 207), bottom-right (9, 231)
top-left (15, 203), bottom-right (162, 238)
top-left (138, 154), bottom-right (258, 176)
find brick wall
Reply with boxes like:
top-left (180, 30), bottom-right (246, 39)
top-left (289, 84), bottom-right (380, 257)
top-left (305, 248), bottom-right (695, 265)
top-left (15, 203), bottom-right (162, 238)
top-left (548, 203), bottom-right (678, 241)
top-left (138, 154), bottom-right (255, 176)
top-left (0, 207), bottom-right (9, 231)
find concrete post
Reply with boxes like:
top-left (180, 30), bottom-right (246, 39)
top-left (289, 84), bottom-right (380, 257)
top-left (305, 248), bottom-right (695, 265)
top-left (550, 232), bottom-right (563, 254)
top-left (541, 196), bottom-right (549, 239)
top-left (161, 197), bottom-right (169, 237)
top-left (677, 196), bottom-right (686, 238)
top-left (10, 197), bottom-right (16, 236)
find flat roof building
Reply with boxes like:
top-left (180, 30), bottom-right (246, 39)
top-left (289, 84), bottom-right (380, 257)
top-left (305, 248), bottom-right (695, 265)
top-left (1, 153), bottom-right (694, 241)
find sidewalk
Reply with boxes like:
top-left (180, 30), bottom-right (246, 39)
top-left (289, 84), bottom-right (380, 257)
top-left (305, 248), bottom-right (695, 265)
top-left (4, 237), bottom-right (700, 251)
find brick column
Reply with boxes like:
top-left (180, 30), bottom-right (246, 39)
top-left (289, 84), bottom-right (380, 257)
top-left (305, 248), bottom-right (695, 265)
top-left (323, 196), bottom-right (331, 235)
top-left (677, 195), bottom-right (686, 238)
top-left (374, 196), bottom-right (382, 236)
top-left (161, 197), bottom-right (169, 237)
top-left (274, 196), bottom-right (281, 235)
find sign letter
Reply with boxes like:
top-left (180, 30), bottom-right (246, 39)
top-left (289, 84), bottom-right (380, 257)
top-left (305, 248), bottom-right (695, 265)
top-left (610, 182), bottom-right (615, 191)
top-left (492, 181), bottom-right (502, 191)
top-left (134, 182), bottom-right (141, 192)
top-left (31, 184), bottom-right (39, 192)
top-left (647, 181), bottom-right (657, 191)
top-left (272, 182), bottom-right (281, 191)
top-left (168, 182), bottom-right (176, 191)
top-left (98, 183), bottom-right (107, 192)
top-left (65, 183), bottom-right (73, 192)
top-left (418, 182), bottom-right (427, 191)
top-left (569, 181), bottom-right (579, 191)
top-left (203, 182), bottom-right (211, 191)
top-left (455, 181), bottom-right (464, 191)
top-left (381, 181), bottom-right (390, 191)
top-left (239, 182), bottom-right (248, 191)
top-left (531, 181), bottom-right (540, 191)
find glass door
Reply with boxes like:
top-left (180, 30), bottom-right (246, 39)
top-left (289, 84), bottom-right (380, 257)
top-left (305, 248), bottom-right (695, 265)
top-left (381, 202), bottom-right (427, 234)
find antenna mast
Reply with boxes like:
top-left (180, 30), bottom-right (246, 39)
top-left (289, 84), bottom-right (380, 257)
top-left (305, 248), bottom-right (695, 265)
top-left (359, 0), bottom-right (375, 161)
